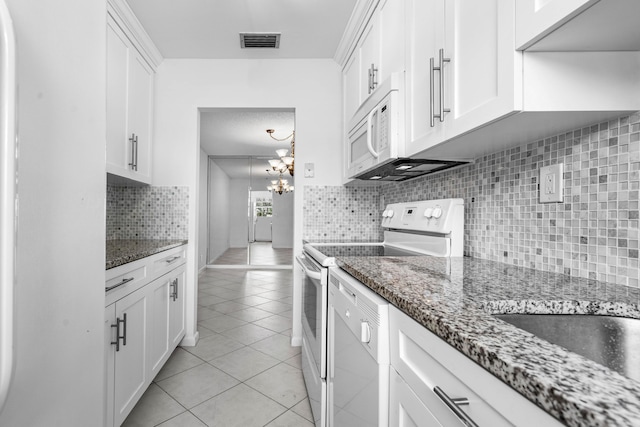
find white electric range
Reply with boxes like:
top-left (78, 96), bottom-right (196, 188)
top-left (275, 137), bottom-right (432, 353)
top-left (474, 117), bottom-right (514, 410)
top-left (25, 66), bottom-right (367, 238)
top-left (296, 198), bottom-right (464, 427)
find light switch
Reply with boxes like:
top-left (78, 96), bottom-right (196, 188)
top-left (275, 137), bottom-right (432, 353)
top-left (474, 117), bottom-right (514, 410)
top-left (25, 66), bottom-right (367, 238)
top-left (539, 163), bottom-right (563, 203)
top-left (304, 163), bottom-right (314, 178)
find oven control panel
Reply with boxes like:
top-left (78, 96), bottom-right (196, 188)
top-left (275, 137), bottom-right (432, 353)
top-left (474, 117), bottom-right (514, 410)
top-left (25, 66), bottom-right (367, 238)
top-left (381, 198), bottom-right (463, 235)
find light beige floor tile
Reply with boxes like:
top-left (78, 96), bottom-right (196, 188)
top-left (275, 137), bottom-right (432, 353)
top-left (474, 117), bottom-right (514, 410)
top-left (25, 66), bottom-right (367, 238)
top-left (195, 325), bottom-right (216, 339)
top-left (157, 411), bottom-right (207, 427)
top-left (220, 323), bottom-right (277, 345)
top-left (264, 409), bottom-right (315, 427)
top-left (209, 346), bottom-right (280, 381)
top-left (231, 295), bottom-right (272, 307)
top-left (154, 347), bottom-right (205, 382)
top-left (253, 314), bottom-right (292, 333)
top-left (157, 363), bottom-right (239, 409)
top-left (245, 363), bottom-right (307, 408)
top-left (122, 383), bottom-right (184, 427)
top-left (198, 314), bottom-right (247, 333)
top-left (258, 290), bottom-right (291, 300)
top-left (197, 295), bottom-right (226, 307)
top-left (291, 398), bottom-right (314, 422)
top-left (190, 384), bottom-right (286, 427)
top-left (197, 307), bottom-right (223, 322)
top-left (183, 332), bottom-right (245, 361)
top-left (256, 300), bottom-right (292, 314)
top-left (226, 306), bottom-right (273, 322)
top-left (251, 334), bottom-right (300, 361)
top-left (283, 354), bottom-right (302, 370)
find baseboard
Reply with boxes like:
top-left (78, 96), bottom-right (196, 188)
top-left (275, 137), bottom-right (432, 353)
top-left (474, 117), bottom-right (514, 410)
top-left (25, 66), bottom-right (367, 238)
top-left (206, 264), bottom-right (293, 270)
top-left (180, 330), bottom-right (199, 347)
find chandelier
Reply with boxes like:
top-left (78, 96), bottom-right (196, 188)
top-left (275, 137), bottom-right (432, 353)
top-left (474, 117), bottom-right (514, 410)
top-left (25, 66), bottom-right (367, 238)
top-left (265, 129), bottom-right (294, 177)
top-left (267, 175), bottom-right (293, 195)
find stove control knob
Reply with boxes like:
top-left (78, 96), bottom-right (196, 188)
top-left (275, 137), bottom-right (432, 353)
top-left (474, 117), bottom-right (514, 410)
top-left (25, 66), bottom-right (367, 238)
top-left (382, 210), bottom-right (388, 218)
top-left (424, 208), bottom-right (434, 218)
top-left (432, 207), bottom-right (443, 219)
top-left (387, 210), bottom-right (394, 218)
top-left (360, 321), bottom-right (371, 343)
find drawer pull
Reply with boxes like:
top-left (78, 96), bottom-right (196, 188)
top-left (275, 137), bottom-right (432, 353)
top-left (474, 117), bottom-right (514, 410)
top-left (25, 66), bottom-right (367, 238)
top-left (165, 256), bottom-right (180, 264)
top-left (105, 277), bottom-right (134, 292)
top-left (434, 386), bottom-right (478, 427)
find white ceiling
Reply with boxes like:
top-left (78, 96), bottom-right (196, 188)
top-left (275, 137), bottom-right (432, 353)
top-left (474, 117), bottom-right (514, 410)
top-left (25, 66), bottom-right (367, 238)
top-left (125, 0), bottom-right (358, 59)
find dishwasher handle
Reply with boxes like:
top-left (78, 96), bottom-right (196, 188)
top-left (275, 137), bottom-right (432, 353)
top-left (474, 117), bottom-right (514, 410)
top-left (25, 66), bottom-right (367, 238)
top-left (296, 254), bottom-right (323, 281)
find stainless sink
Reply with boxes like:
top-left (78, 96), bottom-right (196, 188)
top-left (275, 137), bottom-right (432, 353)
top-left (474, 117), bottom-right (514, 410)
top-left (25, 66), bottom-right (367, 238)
top-left (494, 314), bottom-right (640, 382)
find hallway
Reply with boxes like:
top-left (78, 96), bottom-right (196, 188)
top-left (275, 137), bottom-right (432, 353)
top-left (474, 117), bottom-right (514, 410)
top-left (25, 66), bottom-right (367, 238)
top-left (210, 242), bottom-right (293, 266)
top-left (122, 269), bottom-right (311, 426)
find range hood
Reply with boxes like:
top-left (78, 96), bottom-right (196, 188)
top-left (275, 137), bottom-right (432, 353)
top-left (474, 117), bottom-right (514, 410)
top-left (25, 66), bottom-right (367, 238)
top-left (354, 158), bottom-right (468, 182)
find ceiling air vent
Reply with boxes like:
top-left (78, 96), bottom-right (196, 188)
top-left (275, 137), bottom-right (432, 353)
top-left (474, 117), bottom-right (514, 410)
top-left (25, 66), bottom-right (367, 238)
top-left (240, 32), bottom-right (281, 49)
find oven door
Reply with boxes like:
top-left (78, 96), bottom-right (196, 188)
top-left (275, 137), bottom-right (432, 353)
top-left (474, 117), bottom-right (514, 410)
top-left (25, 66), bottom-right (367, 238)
top-left (297, 253), bottom-right (328, 379)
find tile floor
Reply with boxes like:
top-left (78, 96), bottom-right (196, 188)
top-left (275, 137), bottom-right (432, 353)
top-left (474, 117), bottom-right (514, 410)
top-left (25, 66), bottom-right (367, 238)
top-left (211, 242), bottom-right (293, 266)
top-left (122, 268), bottom-right (312, 427)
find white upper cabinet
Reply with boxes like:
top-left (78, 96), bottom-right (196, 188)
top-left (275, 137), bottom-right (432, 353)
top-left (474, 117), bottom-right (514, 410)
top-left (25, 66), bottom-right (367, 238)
top-left (106, 14), bottom-right (154, 184)
top-left (342, 0), bottom-right (405, 124)
top-left (516, 0), bottom-right (640, 51)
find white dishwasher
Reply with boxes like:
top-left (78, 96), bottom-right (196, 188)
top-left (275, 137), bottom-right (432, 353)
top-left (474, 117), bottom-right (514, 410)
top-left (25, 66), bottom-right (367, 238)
top-left (328, 267), bottom-right (389, 427)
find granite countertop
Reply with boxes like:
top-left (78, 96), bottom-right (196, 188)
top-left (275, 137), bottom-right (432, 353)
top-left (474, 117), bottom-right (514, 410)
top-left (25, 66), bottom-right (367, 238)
top-left (336, 255), bottom-right (640, 427)
top-left (106, 239), bottom-right (188, 270)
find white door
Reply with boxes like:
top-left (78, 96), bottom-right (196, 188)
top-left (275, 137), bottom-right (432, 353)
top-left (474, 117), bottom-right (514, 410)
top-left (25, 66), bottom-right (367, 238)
top-left (127, 49), bottom-right (153, 180)
top-left (404, 0), bottom-right (445, 157)
top-left (389, 368), bottom-right (443, 427)
top-left (343, 52), bottom-right (361, 124)
top-left (114, 286), bottom-right (148, 426)
top-left (105, 17), bottom-right (129, 173)
top-left (169, 268), bottom-right (186, 348)
top-left (377, 0), bottom-right (405, 83)
top-left (358, 18), bottom-right (380, 102)
top-left (442, 0), bottom-right (518, 143)
top-left (148, 276), bottom-right (170, 378)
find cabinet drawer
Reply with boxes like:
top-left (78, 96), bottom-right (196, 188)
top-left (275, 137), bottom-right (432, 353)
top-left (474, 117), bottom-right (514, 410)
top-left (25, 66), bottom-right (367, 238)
top-left (152, 248), bottom-right (186, 277)
top-left (105, 265), bottom-right (147, 294)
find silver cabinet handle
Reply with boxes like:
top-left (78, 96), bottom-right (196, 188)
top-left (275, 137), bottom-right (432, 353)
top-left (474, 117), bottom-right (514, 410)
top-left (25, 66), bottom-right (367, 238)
top-left (368, 66), bottom-right (373, 95)
top-left (165, 256), bottom-right (180, 264)
top-left (370, 63), bottom-right (378, 93)
top-left (435, 48), bottom-right (450, 123)
top-left (128, 133), bottom-right (138, 171)
top-left (433, 386), bottom-right (478, 427)
top-left (111, 312), bottom-right (127, 352)
top-left (105, 276), bottom-right (134, 292)
top-left (170, 278), bottom-right (178, 301)
top-left (430, 56), bottom-right (435, 127)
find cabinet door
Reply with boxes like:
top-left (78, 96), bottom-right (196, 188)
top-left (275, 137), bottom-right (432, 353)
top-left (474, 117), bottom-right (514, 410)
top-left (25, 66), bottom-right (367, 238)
top-left (515, 0), bottom-right (597, 49)
top-left (404, 0), bottom-right (445, 157)
top-left (148, 277), bottom-right (170, 378)
top-left (169, 267), bottom-right (186, 348)
top-left (442, 0), bottom-right (517, 143)
top-left (390, 368), bottom-right (443, 427)
top-left (104, 306), bottom-right (116, 427)
top-left (343, 52), bottom-right (360, 126)
top-left (113, 286), bottom-right (149, 426)
top-left (358, 18), bottom-right (380, 102)
top-left (377, 0), bottom-right (405, 83)
top-left (127, 50), bottom-right (153, 181)
top-left (106, 17), bottom-right (129, 173)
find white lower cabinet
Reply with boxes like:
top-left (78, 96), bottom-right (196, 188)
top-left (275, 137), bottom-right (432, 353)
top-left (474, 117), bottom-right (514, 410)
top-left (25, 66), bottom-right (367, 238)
top-left (389, 306), bottom-right (563, 427)
top-left (105, 263), bottom-right (186, 427)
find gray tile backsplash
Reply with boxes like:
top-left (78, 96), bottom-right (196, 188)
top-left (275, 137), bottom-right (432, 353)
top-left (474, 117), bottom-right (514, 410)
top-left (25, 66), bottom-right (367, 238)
top-left (107, 185), bottom-right (189, 240)
top-left (304, 112), bottom-right (640, 287)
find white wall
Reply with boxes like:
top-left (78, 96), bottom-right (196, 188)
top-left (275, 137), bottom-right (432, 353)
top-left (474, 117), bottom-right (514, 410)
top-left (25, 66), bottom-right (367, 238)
top-left (198, 149), bottom-right (208, 270)
top-left (153, 59), bottom-right (344, 346)
top-left (207, 158), bottom-right (231, 263)
top-left (272, 192), bottom-right (294, 249)
top-left (229, 179), bottom-right (250, 248)
top-left (0, 0), bottom-right (105, 425)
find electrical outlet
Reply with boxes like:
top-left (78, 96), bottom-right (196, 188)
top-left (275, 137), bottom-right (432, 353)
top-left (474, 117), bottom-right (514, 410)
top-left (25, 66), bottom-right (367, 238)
top-left (539, 163), bottom-right (563, 203)
top-left (304, 163), bottom-right (314, 178)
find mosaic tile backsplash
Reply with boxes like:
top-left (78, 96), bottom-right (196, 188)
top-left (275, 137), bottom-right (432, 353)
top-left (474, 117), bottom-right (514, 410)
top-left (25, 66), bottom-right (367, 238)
top-left (303, 112), bottom-right (640, 287)
top-left (303, 186), bottom-right (380, 242)
top-left (107, 186), bottom-right (189, 240)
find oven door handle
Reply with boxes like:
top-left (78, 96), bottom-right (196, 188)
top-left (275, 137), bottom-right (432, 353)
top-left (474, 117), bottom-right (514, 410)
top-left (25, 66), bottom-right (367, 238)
top-left (296, 255), bottom-right (323, 281)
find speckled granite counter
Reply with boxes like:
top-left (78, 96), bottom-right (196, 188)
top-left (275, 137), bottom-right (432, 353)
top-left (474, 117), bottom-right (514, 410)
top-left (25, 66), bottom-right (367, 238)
top-left (106, 239), bottom-right (188, 270)
top-left (336, 256), bottom-right (640, 427)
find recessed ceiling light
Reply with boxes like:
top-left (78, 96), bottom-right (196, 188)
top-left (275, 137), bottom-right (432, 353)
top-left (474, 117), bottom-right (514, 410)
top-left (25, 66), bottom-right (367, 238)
top-left (369, 176), bottom-right (382, 180)
top-left (396, 165), bottom-right (414, 170)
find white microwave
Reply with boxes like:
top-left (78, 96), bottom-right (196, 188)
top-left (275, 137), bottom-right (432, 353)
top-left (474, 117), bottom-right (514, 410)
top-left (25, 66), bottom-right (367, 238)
top-left (346, 73), bottom-right (404, 180)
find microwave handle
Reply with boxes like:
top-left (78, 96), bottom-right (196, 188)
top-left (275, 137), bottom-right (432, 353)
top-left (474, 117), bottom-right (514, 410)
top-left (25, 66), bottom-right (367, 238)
top-left (366, 106), bottom-right (380, 158)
